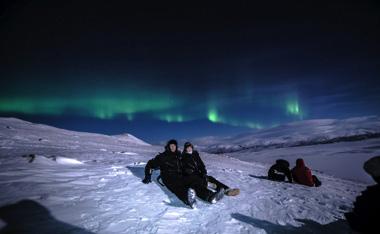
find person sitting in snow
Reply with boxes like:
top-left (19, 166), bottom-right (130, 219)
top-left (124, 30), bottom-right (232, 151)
top-left (268, 159), bottom-right (293, 183)
top-left (291, 158), bottom-right (321, 187)
top-left (345, 156), bottom-right (380, 233)
top-left (181, 142), bottom-right (240, 197)
top-left (142, 139), bottom-right (223, 208)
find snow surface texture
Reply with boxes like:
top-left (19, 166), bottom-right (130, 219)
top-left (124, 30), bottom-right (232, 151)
top-left (193, 116), bottom-right (380, 184)
top-left (0, 117), bottom-right (373, 233)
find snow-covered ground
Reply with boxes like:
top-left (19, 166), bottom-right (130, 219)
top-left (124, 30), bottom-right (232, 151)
top-left (0, 117), bottom-right (374, 233)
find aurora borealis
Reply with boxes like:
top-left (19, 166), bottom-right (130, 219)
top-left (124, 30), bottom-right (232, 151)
top-left (1, 1), bottom-right (379, 143)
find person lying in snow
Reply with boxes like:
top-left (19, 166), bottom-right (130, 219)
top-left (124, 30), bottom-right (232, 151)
top-left (142, 139), bottom-right (223, 209)
top-left (291, 158), bottom-right (321, 187)
top-left (268, 159), bottom-right (293, 183)
top-left (345, 156), bottom-right (380, 233)
top-left (181, 141), bottom-right (240, 197)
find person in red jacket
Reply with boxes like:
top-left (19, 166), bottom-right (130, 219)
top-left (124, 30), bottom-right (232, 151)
top-left (291, 158), bottom-right (321, 187)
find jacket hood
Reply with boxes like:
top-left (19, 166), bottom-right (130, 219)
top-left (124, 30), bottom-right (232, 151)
top-left (184, 142), bottom-right (193, 149)
top-left (296, 158), bottom-right (305, 167)
top-left (276, 159), bottom-right (290, 168)
top-left (165, 139), bottom-right (178, 151)
top-left (364, 156), bottom-right (380, 183)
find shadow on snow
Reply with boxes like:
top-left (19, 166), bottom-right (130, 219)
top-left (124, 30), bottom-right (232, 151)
top-left (0, 199), bottom-right (95, 234)
top-left (231, 213), bottom-right (350, 234)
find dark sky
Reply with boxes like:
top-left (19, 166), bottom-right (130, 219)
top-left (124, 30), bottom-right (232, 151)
top-left (1, 0), bottom-right (379, 143)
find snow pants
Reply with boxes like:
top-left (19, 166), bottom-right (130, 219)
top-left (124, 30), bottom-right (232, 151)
top-left (205, 175), bottom-right (229, 190)
top-left (183, 175), bottom-right (214, 202)
top-left (162, 174), bottom-right (214, 204)
top-left (268, 173), bottom-right (286, 181)
top-left (162, 175), bottom-right (189, 204)
top-left (312, 175), bottom-right (322, 187)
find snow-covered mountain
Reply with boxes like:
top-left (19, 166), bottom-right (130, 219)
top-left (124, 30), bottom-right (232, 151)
top-left (0, 117), bottom-right (374, 233)
top-left (194, 116), bottom-right (380, 154)
top-left (190, 116), bottom-right (380, 184)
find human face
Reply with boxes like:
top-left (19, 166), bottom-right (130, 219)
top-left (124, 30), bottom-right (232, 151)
top-left (186, 146), bottom-right (193, 154)
top-left (169, 144), bottom-right (176, 152)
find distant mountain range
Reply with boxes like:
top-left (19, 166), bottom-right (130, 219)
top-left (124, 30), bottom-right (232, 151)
top-left (191, 116), bottom-right (380, 154)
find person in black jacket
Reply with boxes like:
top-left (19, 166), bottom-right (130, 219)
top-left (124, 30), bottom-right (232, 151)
top-left (181, 142), bottom-right (239, 198)
top-left (345, 156), bottom-right (380, 233)
top-left (143, 139), bottom-right (219, 208)
top-left (180, 144), bottom-right (224, 205)
top-left (142, 139), bottom-right (194, 207)
top-left (268, 159), bottom-right (293, 183)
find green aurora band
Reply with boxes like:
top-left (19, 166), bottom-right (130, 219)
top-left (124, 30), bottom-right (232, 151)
top-left (0, 92), bottom-right (305, 129)
top-left (0, 95), bottom-right (181, 119)
top-left (157, 114), bottom-right (187, 123)
top-left (286, 99), bottom-right (304, 118)
top-left (207, 108), bottom-right (263, 129)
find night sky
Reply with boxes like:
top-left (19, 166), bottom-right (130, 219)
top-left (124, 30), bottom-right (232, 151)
top-left (1, 1), bottom-right (379, 143)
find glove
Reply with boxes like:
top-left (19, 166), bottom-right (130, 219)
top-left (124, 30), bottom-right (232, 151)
top-left (142, 175), bottom-right (152, 184)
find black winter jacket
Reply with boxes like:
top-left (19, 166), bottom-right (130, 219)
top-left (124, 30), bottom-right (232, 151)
top-left (268, 159), bottom-right (293, 182)
top-left (181, 151), bottom-right (207, 176)
top-left (345, 183), bottom-right (380, 233)
top-left (145, 150), bottom-right (182, 179)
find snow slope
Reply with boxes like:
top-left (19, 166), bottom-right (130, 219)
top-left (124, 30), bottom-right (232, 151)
top-left (193, 116), bottom-right (380, 184)
top-left (0, 117), bottom-right (371, 233)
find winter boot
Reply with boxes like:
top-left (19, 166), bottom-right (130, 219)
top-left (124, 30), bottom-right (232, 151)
top-left (187, 188), bottom-right (197, 209)
top-left (225, 188), bottom-right (240, 196)
top-left (209, 188), bottom-right (225, 204)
